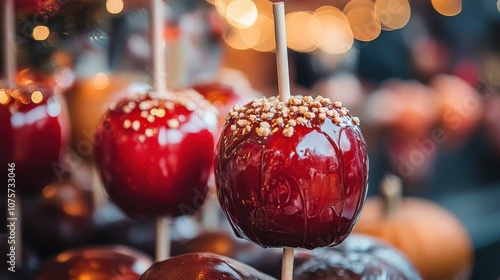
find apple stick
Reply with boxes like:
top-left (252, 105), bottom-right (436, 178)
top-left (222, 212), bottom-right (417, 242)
top-left (150, 0), bottom-right (171, 261)
top-left (150, 0), bottom-right (167, 97)
top-left (273, 2), bottom-right (294, 279)
top-left (2, 0), bottom-right (15, 87)
top-left (273, 2), bottom-right (290, 102)
top-left (155, 216), bottom-right (171, 261)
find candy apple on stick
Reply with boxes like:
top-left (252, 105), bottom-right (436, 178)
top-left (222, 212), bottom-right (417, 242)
top-left (1, 0), bottom-right (68, 271)
top-left (214, 3), bottom-right (369, 280)
top-left (94, 0), bottom-right (217, 262)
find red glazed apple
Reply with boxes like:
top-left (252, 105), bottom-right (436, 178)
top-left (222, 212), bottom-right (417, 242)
top-left (140, 253), bottom-right (276, 280)
top-left (94, 89), bottom-right (217, 218)
top-left (34, 245), bottom-right (153, 280)
top-left (0, 71), bottom-right (69, 196)
top-left (215, 95), bottom-right (368, 249)
top-left (294, 234), bottom-right (422, 280)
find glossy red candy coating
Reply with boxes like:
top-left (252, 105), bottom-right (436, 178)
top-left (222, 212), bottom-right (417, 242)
top-left (294, 234), bottom-right (422, 280)
top-left (140, 253), bottom-right (276, 280)
top-left (34, 246), bottom-right (153, 280)
top-left (0, 77), bottom-right (68, 196)
top-left (215, 96), bottom-right (368, 249)
top-left (94, 91), bottom-right (217, 218)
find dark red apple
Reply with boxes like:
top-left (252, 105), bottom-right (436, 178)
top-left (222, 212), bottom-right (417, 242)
top-left (294, 234), bottom-right (422, 280)
top-left (139, 253), bottom-right (276, 280)
top-left (215, 95), bottom-right (368, 249)
top-left (34, 245), bottom-right (153, 280)
top-left (0, 71), bottom-right (69, 196)
top-left (94, 89), bottom-right (217, 218)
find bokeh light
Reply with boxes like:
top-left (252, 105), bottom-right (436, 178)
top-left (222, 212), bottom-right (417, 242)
top-left (31, 91), bottom-right (43, 104)
top-left (314, 6), bottom-right (354, 54)
top-left (225, 0), bottom-right (258, 29)
top-left (285, 12), bottom-right (320, 52)
top-left (215, 0), bottom-right (232, 16)
top-left (251, 14), bottom-right (275, 52)
top-left (344, 0), bottom-right (381, 42)
top-left (374, 0), bottom-right (411, 30)
top-left (106, 0), bottom-right (124, 15)
top-left (432, 0), bottom-right (462, 16)
top-left (32, 26), bottom-right (50, 41)
top-left (0, 89), bottom-right (10, 105)
top-left (92, 72), bottom-right (110, 90)
top-left (224, 28), bottom-right (251, 50)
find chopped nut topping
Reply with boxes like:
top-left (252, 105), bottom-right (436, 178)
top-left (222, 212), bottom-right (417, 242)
top-left (223, 95), bottom-right (359, 138)
top-left (256, 127), bottom-right (271, 137)
top-left (260, 121), bottom-right (270, 128)
top-left (283, 126), bottom-right (294, 137)
top-left (298, 106), bottom-right (308, 115)
top-left (304, 112), bottom-right (316, 119)
top-left (138, 135), bottom-right (146, 143)
top-left (237, 119), bottom-right (249, 127)
top-left (147, 115), bottom-right (155, 123)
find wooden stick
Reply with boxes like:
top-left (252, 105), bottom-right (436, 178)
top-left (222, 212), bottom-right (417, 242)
top-left (2, 0), bottom-right (15, 87)
top-left (281, 247), bottom-right (294, 280)
top-left (91, 164), bottom-right (107, 211)
top-left (155, 216), bottom-right (171, 261)
top-left (150, 0), bottom-right (167, 96)
top-left (273, 2), bottom-right (291, 102)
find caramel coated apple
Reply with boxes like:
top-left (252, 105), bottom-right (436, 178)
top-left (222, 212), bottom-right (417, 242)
top-left (215, 95), bottom-right (368, 249)
top-left (94, 90), bottom-right (217, 218)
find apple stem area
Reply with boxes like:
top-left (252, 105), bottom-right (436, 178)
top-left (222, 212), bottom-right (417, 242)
top-left (281, 247), bottom-right (294, 280)
top-left (2, 0), bottom-right (16, 87)
top-left (155, 216), bottom-right (171, 261)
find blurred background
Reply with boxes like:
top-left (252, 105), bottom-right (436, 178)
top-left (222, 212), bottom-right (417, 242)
top-left (1, 0), bottom-right (500, 279)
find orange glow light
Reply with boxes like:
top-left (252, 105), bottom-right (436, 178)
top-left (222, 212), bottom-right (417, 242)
top-left (375, 0), bottom-right (411, 30)
top-left (432, 0), bottom-right (462, 16)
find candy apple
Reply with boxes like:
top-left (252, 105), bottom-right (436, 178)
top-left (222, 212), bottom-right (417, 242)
top-left (215, 95), bottom-right (368, 249)
top-left (140, 253), bottom-right (276, 280)
top-left (0, 70), bottom-right (69, 196)
top-left (94, 89), bottom-right (217, 218)
top-left (294, 234), bottom-right (422, 280)
top-left (34, 245), bottom-right (152, 280)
